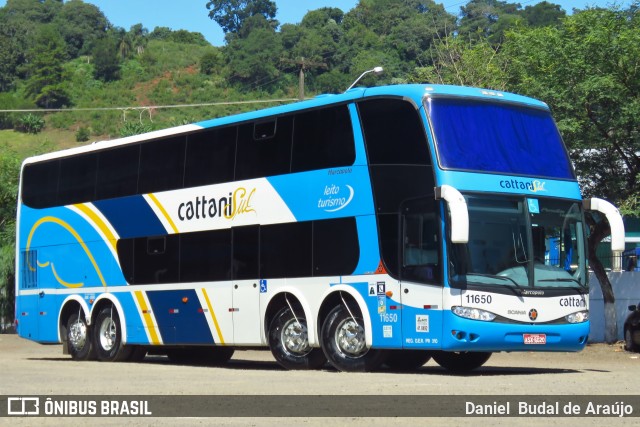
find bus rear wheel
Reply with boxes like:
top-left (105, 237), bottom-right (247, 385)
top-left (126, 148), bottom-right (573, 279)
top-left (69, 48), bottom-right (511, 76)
top-left (93, 306), bottom-right (131, 362)
top-left (66, 311), bottom-right (95, 361)
top-left (268, 307), bottom-right (326, 370)
top-left (320, 304), bottom-right (388, 372)
top-left (432, 351), bottom-right (492, 372)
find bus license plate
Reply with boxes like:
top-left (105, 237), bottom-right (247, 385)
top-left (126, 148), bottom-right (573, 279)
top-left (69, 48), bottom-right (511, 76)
top-left (523, 334), bottom-right (546, 345)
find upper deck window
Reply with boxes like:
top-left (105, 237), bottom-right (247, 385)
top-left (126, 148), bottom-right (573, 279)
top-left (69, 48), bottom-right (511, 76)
top-left (426, 98), bottom-right (575, 179)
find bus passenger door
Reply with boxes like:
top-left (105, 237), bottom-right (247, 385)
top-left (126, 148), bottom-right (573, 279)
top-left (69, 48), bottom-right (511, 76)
top-left (231, 226), bottom-right (262, 345)
top-left (399, 198), bottom-right (444, 349)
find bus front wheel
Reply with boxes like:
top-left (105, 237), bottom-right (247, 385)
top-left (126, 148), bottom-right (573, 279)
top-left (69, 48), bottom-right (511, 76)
top-left (93, 306), bottom-right (131, 362)
top-left (432, 351), bottom-right (492, 372)
top-left (66, 311), bottom-right (95, 361)
top-left (268, 307), bottom-right (326, 370)
top-left (320, 304), bottom-right (388, 372)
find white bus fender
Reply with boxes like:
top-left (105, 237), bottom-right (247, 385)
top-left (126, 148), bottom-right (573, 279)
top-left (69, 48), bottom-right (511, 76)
top-left (263, 287), bottom-right (316, 345)
top-left (320, 285), bottom-right (373, 347)
top-left (92, 294), bottom-right (128, 344)
top-left (57, 295), bottom-right (91, 343)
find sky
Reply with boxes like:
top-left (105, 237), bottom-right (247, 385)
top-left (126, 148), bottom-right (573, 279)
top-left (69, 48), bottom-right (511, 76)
top-left (0, 0), bottom-right (633, 46)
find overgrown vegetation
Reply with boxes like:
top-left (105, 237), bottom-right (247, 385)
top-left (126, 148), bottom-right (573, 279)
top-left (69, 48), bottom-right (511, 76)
top-left (0, 0), bottom-right (639, 335)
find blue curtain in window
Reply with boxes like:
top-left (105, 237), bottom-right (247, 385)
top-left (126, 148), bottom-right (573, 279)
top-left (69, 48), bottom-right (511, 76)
top-left (427, 99), bottom-right (574, 179)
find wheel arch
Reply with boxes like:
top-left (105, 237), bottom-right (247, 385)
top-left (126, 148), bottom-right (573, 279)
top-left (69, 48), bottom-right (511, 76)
top-left (90, 294), bottom-right (128, 344)
top-left (58, 295), bottom-right (91, 343)
top-left (317, 286), bottom-right (373, 347)
top-left (263, 289), bottom-right (313, 345)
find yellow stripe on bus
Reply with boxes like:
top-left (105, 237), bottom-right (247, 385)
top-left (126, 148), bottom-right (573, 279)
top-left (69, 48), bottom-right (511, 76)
top-left (147, 193), bottom-right (179, 234)
top-left (134, 291), bottom-right (161, 345)
top-left (73, 203), bottom-right (118, 253)
top-left (26, 216), bottom-right (106, 288)
top-left (201, 288), bottom-right (225, 345)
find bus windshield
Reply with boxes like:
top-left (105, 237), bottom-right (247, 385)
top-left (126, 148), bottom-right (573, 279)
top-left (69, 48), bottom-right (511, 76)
top-left (426, 97), bottom-right (575, 179)
top-left (449, 196), bottom-right (587, 290)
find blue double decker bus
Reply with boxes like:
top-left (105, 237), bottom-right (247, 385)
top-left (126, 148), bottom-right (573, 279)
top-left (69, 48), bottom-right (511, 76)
top-left (15, 84), bottom-right (624, 372)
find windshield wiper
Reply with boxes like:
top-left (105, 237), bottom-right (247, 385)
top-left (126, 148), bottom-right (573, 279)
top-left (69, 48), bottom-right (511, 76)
top-left (464, 273), bottom-right (523, 288)
top-left (538, 278), bottom-right (584, 286)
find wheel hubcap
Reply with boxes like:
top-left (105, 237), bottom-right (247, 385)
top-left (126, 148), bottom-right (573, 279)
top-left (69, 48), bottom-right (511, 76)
top-left (282, 319), bottom-right (311, 355)
top-left (99, 317), bottom-right (117, 351)
top-left (335, 318), bottom-right (366, 356)
top-left (69, 319), bottom-right (87, 351)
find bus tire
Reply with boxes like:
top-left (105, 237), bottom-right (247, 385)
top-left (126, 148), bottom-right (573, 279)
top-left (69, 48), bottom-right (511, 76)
top-left (432, 351), bottom-right (492, 372)
top-left (320, 304), bottom-right (388, 372)
top-left (66, 311), bottom-right (95, 361)
top-left (93, 306), bottom-right (131, 362)
top-left (268, 307), bottom-right (326, 370)
top-left (385, 350), bottom-right (432, 371)
top-left (624, 328), bottom-right (639, 352)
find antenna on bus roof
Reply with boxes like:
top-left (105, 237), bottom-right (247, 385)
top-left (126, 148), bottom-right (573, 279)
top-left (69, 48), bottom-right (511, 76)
top-left (345, 66), bottom-right (384, 92)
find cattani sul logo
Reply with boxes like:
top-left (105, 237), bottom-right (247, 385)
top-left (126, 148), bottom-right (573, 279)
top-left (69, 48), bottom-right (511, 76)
top-left (177, 187), bottom-right (256, 222)
top-left (499, 179), bottom-right (546, 193)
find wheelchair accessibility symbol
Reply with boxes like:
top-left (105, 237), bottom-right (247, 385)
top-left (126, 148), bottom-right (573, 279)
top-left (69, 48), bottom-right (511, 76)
top-left (259, 280), bottom-right (267, 293)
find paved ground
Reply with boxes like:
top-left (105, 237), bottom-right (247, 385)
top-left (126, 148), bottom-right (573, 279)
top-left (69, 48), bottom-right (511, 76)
top-left (0, 334), bottom-right (638, 426)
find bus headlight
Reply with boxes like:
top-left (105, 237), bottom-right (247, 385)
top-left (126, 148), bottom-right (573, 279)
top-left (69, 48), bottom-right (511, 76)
top-left (452, 306), bottom-right (496, 322)
top-left (565, 311), bottom-right (589, 323)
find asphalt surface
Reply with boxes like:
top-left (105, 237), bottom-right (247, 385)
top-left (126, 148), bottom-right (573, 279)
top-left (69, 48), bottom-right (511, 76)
top-left (0, 334), bottom-right (638, 426)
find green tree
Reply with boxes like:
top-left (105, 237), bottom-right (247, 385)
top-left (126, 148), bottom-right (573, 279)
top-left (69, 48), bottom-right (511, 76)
top-left (54, 0), bottom-right (110, 57)
top-left (93, 36), bottom-right (121, 82)
top-left (24, 25), bottom-right (71, 108)
top-left (521, 1), bottom-right (566, 27)
top-left (224, 15), bottom-right (283, 88)
top-left (206, 0), bottom-right (277, 35)
top-left (0, 149), bottom-right (19, 332)
top-left (458, 0), bottom-right (524, 45)
top-left (503, 5), bottom-right (640, 343)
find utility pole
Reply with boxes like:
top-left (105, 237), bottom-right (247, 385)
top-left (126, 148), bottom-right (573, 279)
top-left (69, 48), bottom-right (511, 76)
top-left (282, 57), bottom-right (326, 100)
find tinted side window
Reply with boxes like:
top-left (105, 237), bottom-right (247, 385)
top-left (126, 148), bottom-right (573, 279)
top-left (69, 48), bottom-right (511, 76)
top-left (180, 229), bottom-right (232, 282)
top-left (261, 222), bottom-right (312, 279)
top-left (58, 154), bottom-right (97, 205)
top-left (313, 217), bottom-right (360, 276)
top-left (377, 213), bottom-right (399, 277)
top-left (235, 116), bottom-right (293, 180)
top-left (291, 106), bottom-right (355, 172)
top-left (402, 198), bottom-right (441, 284)
top-left (139, 136), bottom-right (186, 193)
top-left (120, 235), bottom-right (180, 284)
top-left (96, 144), bottom-right (140, 200)
top-left (22, 160), bottom-right (59, 208)
top-left (185, 127), bottom-right (236, 187)
top-left (358, 98), bottom-right (430, 165)
top-left (232, 225), bottom-right (259, 280)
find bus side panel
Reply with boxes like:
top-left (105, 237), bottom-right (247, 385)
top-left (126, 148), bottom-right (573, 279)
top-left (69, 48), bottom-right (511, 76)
top-left (399, 282), bottom-right (443, 349)
top-left (15, 293), bottom-right (38, 340)
top-left (341, 277), bottom-right (403, 349)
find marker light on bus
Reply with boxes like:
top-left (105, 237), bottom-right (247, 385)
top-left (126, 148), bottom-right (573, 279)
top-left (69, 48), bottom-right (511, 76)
top-left (565, 311), bottom-right (589, 324)
top-left (452, 306), bottom-right (496, 322)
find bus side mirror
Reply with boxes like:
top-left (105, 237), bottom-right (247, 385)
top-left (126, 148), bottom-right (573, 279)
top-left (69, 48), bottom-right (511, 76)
top-left (435, 185), bottom-right (469, 244)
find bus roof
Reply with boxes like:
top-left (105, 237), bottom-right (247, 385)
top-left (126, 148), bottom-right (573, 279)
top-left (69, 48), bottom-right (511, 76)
top-left (22, 84), bottom-right (549, 165)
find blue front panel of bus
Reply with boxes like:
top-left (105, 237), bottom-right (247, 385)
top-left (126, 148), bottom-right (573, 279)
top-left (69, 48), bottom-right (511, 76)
top-left (435, 171), bottom-right (582, 200)
top-left (440, 311), bottom-right (589, 352)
